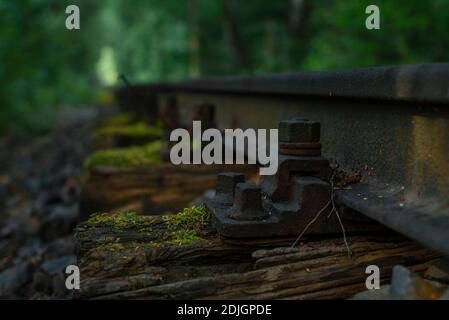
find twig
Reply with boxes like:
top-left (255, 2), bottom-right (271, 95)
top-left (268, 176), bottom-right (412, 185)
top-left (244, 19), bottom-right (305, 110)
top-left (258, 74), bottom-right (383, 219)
top-left (333, 207), bottom-right (352, 257)
top-left (291, 199), bottom-right (331, 248)
top-left (328, 175), bottom-right (352, 256)
top-left (291, 172), bottom-right (352, 257)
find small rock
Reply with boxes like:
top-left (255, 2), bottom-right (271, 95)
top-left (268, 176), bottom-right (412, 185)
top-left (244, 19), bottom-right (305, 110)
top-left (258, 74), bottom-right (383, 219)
top-left (41, 255), bottom-right (76, 276)
top-left (15, 239), bottom-right (43, 263)
top-left (0, 219), bottom-right (19, 239)
top-left (31, 269), bottom-right (53, 295)
top-left (351, 285), bottom-right (390, 300)
top-left (39, 205), bottom-right (79, 242)
top-left (43, 236), bottom-right (76, 259)
top-left (0, 262), bottom-right (34, 298)
top-left (40, 190), bottom-right (64, 207)
top-left (60, 176), bottom-right (81, 204)
top-left (52, 273), bottom-right (70, 298)
top-left (389, 265), bottom-right (446, 300)
top-left (25, 177), bottom-right (41, 192)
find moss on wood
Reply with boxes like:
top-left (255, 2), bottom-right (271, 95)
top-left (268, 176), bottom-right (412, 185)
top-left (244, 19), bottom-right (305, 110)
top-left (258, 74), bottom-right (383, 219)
top-left (93, 122), bottom-right (163, 140)
top-left (96, 242), bottom-right (124, 252)
top-left (83, 140), bottom-right (163, 169)
top-left (147, 205), bottom-right (209, 247)
top-left (85, 212), bottom-right (150, 229)
top-left (80, 205), bottom-right (210, 250)
top-left (149, 229), bottom-right (202, 247)
top-left (161, 204), bottom-right (209, 231)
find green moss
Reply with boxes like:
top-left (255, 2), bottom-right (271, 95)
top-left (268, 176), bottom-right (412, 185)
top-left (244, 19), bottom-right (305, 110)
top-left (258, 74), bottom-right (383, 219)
top-left (85, 206), bottom-right (209, 249)
top-left (84, 242), bottom-right (125, 259)
top-left (161, 204), bottom-right (209, 231)
top-left (90, 242), bottom-right (124, 255)
top-left (93, 121), bottom-right (163, 140)
top-left (86, 212), bottom-right (148, 229)
top-left (166, 230), bottom-right (202, 245)
top-left (83, 140), bottom-right (163, 169)
top-left (147, 205), bottom-right (209, 247)
top-left (148, 230), bottom-right (202, 247)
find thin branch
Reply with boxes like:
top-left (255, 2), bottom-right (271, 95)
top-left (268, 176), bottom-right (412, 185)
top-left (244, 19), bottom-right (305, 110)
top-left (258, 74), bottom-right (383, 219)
top-left (329, 175), bottom-right (352, 256)
top-left (291, 172), bottom-right (352, 257)
top-left (291, 199), bottom-right (331, 248)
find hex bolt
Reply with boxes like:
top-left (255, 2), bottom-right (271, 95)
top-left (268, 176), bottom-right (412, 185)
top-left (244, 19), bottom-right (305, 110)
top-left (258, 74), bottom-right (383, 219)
top-left (216, 172), bottom-right (245, 204)
top-left (229, 183), bottom-right (268, 221)
top-left (279, 119), bottom-right (320, 143)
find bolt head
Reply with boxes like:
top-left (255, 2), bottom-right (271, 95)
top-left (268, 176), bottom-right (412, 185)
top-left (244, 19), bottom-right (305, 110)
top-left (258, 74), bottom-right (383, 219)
top-left (279, 120), bottom-right (320, 143)
top-left (216, 172), bottom-right (245, 198)
top-left (229, 183), bottom-right (269, 221)
top-left (234, 183), bottom-right (262, 211)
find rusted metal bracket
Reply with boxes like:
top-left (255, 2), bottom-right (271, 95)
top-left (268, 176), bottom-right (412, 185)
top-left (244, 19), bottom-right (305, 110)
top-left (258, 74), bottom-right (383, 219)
top-left (206, 119), bottom-right (374, 238)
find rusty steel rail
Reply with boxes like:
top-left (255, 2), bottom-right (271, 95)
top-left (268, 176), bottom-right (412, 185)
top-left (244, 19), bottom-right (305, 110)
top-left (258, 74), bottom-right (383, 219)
top-left (115, 63), bottom-right (449, 256)
top-left (166, 64), bottom-right (449, 103)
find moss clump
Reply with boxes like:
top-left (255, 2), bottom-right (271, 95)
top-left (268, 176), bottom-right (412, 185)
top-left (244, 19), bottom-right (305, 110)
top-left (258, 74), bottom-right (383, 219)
top-left (161, 204), bottom-right (209, 232)
top-left (86, 212), bottom-right (148, 229)
top-left (98, 242), bottom-right (124, 252)
top-left (83, 242), bottom-right (125, 261)
top-left (85, 206), bottom-right (209, 249)
top-left (93, 122), bottom-right (163, 140)
top-left (84, 140), bottom-right (163, 169)
top-left (148, 205), bottom-right (209, 247)
top-left (148, 230), bottom-right (202, 248)
top-left (166, 230), bottom-right (202, 245)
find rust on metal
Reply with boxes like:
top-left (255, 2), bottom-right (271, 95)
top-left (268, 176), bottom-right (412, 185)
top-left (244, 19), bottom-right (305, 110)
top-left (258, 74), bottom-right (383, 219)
top-left (206, 119), bottom-right (375, 238)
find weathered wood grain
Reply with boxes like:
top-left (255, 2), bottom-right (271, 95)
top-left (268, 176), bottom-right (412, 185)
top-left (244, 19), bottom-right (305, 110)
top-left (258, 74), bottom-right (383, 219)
top-left (75, 218), bottom-right (440, 300)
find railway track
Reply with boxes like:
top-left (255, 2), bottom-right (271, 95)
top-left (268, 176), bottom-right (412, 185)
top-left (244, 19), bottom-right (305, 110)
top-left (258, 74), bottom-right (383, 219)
top-left (115, 63), bottom-right (449, 256)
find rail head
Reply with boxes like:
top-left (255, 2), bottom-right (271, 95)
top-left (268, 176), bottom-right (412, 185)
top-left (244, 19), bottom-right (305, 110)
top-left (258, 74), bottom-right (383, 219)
top-left (119, 63), bottom-right (449, 104)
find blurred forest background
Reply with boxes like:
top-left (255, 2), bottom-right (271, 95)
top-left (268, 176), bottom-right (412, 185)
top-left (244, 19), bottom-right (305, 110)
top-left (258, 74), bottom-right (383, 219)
top-left (1, 0), bottom-right (449, 133)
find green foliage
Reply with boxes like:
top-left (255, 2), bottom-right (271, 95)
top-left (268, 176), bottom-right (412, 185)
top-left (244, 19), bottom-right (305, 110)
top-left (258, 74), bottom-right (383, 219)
top-left (85, 205), bottom-right (209, 248)
top-left (2, 1), bottom-right (449, 133)
top-left (86, 211), bottom-right (148, 229)
top-left (149, 204), bottom-right (209, 247)
top-left (161, 204), bottom-right (209, 231)
top-left (302, 0), bottom-right (449, 70)
top-left (93, 122), bottom-right (163, 140)
top-left (163, 230), bottom-right (202, 245)
top-left (83, 140), bottom-right (163, 169)
top-left (0, 0), bottom-right (102, 133)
